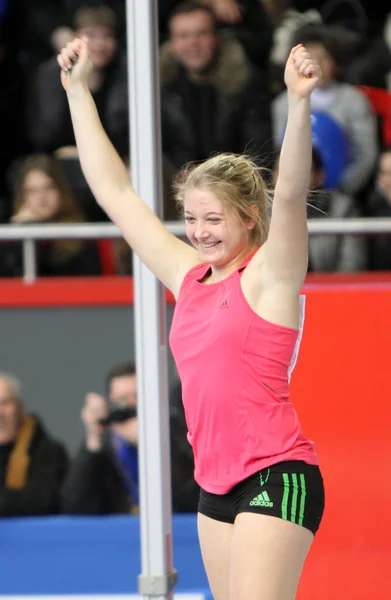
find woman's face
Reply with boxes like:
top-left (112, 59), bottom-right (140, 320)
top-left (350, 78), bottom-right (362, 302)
top-left (184, 188), bottom-right (253, 265)
top-left (23, 170), bottom-right (61, 221)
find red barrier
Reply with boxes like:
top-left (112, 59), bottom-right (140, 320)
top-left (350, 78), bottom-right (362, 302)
top-left (292, 280), bottom-right (391, 599)
top-left (0, 276), bottom-right (174, 307)
top-left (1, 273), bottom-right (390, 598)
top-left (0, 271), bottom-right (390, 307)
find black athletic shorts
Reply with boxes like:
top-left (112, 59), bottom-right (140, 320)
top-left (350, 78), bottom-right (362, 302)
top-left (198, 461), bottom-right (325, 535)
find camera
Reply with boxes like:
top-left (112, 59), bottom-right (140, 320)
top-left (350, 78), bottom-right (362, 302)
top-left (99, 399), bottom-right (137, 426)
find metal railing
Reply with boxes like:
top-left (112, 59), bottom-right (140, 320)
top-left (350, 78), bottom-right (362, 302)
top-left (1, 218), bottom-right (391, 282)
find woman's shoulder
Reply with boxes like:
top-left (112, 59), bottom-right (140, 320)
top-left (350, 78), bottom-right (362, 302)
top-left (182, 261), bottom-right (210, 283)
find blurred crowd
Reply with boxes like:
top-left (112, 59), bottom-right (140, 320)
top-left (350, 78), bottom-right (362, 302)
top-left (0, 0), bottom-right (391, 275)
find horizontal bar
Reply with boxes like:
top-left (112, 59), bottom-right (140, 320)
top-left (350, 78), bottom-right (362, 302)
top-left (1, 218), bottom-right (391, 241)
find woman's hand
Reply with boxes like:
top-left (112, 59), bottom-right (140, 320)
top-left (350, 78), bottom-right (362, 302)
top-left (11, 206), bottom-right (42, 223)
top-left (57, 37), bottom-right (92, 93)
top-left (284, 44), bottom-right (321, 98)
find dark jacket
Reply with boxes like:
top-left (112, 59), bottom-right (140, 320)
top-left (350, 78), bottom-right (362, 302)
top-left (160, 34), bottom-right (273, 172)
top-left (60, 442), bottom-right (130, 515)
top-left (61, 405), bottom-right (199, 515)
top-left (27, 52), bottom-right (129, 157)
top-left (0, 415), bottom-right (69, 517)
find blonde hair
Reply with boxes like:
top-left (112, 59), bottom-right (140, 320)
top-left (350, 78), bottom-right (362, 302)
top-left (174, 153), bottom-right (272, 245)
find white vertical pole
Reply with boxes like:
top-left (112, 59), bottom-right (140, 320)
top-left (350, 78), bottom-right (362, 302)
top-left (125, 1), bottom-right (176, 599)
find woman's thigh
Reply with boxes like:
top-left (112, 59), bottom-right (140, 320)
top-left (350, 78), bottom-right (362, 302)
top-left (197, 512), bottom-right (234, 600)
top-left (198, 461), bottom-right (324, 599)
top-left (229, 513), bottom-right (313, 600)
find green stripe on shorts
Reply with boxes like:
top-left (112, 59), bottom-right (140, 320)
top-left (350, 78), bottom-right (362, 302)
top-left (298, 473), bottom-right (307, 526)
top-left (291, 473), bottom-right (299, 523)
top-left (282, 472), bottom-right (307, 525)
top-left (281, 473), bottom-right (290, 520)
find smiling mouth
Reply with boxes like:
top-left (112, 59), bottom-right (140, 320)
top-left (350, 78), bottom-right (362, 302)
top-left (200, 241), bottom-right (220, 249)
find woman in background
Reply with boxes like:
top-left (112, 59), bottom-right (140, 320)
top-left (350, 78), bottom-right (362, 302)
top-left (0, 154), bottom-right (101, 277)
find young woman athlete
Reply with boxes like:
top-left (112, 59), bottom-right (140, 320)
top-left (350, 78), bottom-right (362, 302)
top-left (58, 38), bottom-right (325, 600)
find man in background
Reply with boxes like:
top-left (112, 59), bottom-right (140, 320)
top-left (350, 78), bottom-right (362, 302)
top-left (0, 372), bottom-right (69, 516)
top-left (62, 362), bottom-right (198, 515)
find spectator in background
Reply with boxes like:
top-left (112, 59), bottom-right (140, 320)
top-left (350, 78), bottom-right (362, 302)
top-left (0, 154), bottom-right (102, 277)
top-left (0, 0), bottom-right (124, 72)
top-left (160, 1), bottom-right (273, 180)
top-left (27, 3), bottom-right (129, 158)
top-left (366, 147), bottom-right (391, 270)
top-left (274, 148), bottom-right (368, 272)
top-left (0, 373), bottom-right (69, 517)
top-left (63, 0), bottom-right (126, 48)
top-left (159, 0), bottom-right (274, 71)
top-left (272, 25), bottom-right (378, 198)
top-left (62, 362), bottom-right (198, 515)
top-left (263, 0), bottom-right (323, 96)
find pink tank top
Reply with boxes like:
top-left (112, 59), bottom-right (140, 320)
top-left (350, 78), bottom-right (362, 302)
top-left (169, 254), bottom-right (318, 494)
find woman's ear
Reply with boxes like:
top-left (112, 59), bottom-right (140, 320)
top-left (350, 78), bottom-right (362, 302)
top-left (246, 203), bottom-right (259, 230)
